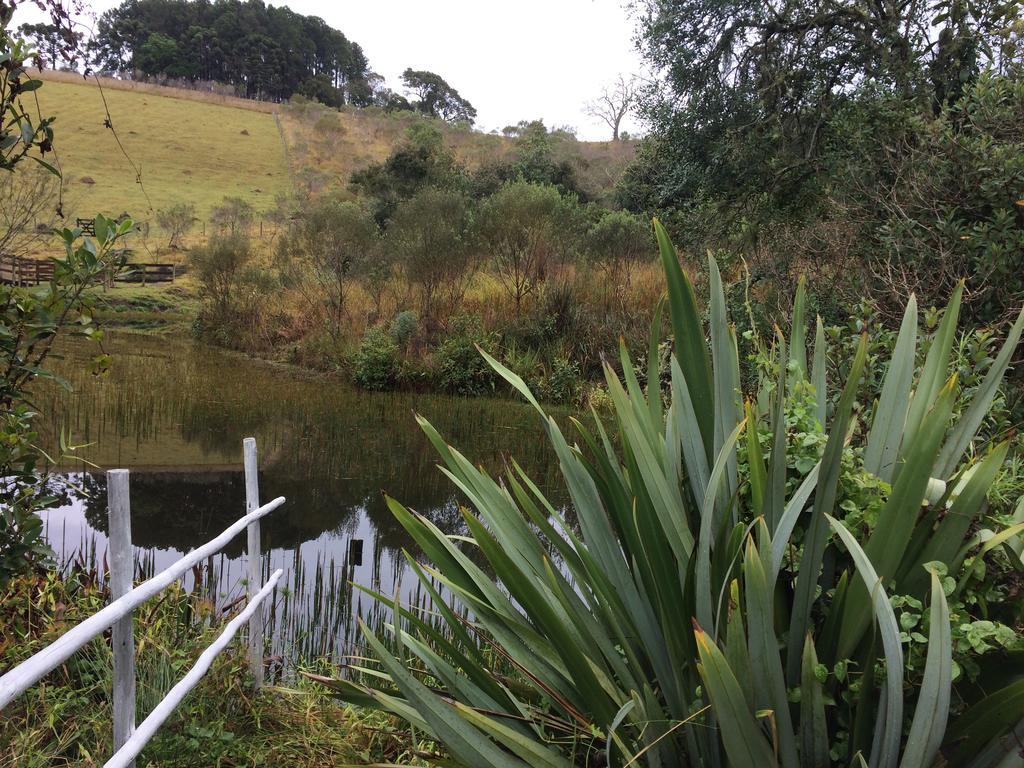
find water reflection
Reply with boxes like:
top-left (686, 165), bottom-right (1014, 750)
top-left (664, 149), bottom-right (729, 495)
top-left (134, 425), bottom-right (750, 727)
top-left (34, 333), bottom-right (566, 660)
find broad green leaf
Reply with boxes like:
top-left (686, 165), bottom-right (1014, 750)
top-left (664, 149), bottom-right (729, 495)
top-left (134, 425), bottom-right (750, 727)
top-left (937, 305), bottom-right (1024, 477)
top-left (811, 316), bottom-right (827, 427)
top-left (800, 635), bottom-right (829, 768)
top-left (899, 284), bottom-right (961, 474)
top-left (790, 276), bottom-right (808, 380)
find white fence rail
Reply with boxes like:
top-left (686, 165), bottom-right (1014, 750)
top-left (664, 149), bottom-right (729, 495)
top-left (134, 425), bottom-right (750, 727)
top-left (0, 437), bottom-right (284, 767)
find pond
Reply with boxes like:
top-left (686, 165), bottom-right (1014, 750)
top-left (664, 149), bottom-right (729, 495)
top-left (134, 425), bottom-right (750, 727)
top-left (34, 333), bottom-right (567, 663)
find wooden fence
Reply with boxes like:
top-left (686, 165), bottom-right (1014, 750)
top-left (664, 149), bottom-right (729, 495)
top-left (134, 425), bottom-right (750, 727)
top-left (1, 255), bottom-right (177, 287)
top-left (116, 262), bottom-right (177, 284)
top-left (0, 256), bottom-right (55, 286)
top-left (0, 438), bottom-right (283, 768)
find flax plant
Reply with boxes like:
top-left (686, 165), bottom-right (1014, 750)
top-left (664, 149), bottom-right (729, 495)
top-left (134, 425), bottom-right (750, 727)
top-left (324, 221), bottom-right (1024, 767)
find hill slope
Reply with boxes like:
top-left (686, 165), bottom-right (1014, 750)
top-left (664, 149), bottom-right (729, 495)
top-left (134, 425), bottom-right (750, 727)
top-left (35, 73), bottom-right (290, 221)
top-left (33, 73), bottom-right (635, 227)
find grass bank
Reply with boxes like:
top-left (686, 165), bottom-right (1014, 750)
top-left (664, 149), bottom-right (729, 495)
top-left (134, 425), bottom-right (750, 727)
top-left (0, 569), bottom-right (424, 767)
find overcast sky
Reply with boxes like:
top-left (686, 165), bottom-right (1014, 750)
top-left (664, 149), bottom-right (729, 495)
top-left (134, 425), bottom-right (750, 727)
top-left (16, 0), bottom-right (647, 140)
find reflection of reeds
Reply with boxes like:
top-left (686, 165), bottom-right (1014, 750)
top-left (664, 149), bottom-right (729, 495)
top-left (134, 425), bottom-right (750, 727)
top-left (36, 332), bottom-right (566, 671)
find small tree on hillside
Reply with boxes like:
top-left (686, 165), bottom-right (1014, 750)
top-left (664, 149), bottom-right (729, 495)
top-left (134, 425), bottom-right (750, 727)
top-left (189, 234), bottom-right (253, 321)
top-left (478, 182), bottom-right (576, 316)
top-left (210, 197), bottom-right (254, 236)
top-left (282, 197), bottom-right (378, 339)
top-left (584, 75), bottom-right (639, 141)
top-left (586, 209), bottom-right (653, 304)
top-left (155, 202), bottom-right (196, 248)
top-left (388, 188), bottom-right (476, 326)
top-left (0, 167), bottom-right (60, 258)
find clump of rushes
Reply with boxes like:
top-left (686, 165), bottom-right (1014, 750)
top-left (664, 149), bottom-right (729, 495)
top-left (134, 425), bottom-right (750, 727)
top-left (323, 220), bottom-right (1024, 767)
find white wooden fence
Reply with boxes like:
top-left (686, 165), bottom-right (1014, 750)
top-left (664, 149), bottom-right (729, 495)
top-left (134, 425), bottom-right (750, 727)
top-left (0, 437), bottom-right (284, 768)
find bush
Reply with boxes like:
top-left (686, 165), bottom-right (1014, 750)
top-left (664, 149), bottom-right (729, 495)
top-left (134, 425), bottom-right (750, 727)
top-left (538, 356), bottom-right (581, 405)
top-left (388, 310), bottom-right (418, 351)
top-left (432, 316), bottom-right (496, 396)
top-left (330, 222), bottom-right (1024, 766)
top-left (352, 327), bottom-right (399, 391)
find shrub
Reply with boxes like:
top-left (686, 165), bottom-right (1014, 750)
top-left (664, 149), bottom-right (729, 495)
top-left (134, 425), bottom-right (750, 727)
top-left (352, 327), bottom-right (399, 391)
top-left (388, 310), bottom-right (418, 351)
top-left (327, 221), bottom-right (1024, 766)
top-left (432, 316), bottom-right (496, 396)
top-left (538, 356), bottom-right (581, 405)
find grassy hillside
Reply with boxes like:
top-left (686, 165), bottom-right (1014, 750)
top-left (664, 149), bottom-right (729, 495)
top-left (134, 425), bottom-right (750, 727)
top-left (35, 72), bottom-right (290, 222)
top-left (32, 71), bottom-right (635, 232)
top-left (279, 100), bottom-right (636, 201)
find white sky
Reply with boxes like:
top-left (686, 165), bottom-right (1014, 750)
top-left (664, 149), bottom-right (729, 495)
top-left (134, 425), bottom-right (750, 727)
top-left (15, 0), bottom-right (647, 141)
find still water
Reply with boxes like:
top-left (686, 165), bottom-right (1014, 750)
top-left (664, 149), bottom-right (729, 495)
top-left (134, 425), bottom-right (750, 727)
top-left (35, 333), bottom-right (566, 661)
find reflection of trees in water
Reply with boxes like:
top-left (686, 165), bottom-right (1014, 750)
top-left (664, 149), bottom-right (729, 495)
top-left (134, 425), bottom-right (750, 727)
top-left (42, 334), bottom-right (568, 597)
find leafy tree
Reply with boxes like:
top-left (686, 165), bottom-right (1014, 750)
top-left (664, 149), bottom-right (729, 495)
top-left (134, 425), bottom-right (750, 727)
top-left (400, 68), bottom-right (477, 124)
top-left (349, 125), bottom-right (465, 224)
top-left (631, 0), bottom-right (1019, 230)
top-left (155, 202), bottom-right (196, 248)
top-left (210, 196), bottom-right (254, 236)
top-left (477, 182), bottom-right (576, 316)
top-left (90, 0), bottom-right (371, 102)
top-left (280, 198), bottom-right (378, 339)
top-left (189, 233), bottom-right (253, 322)
top-left (388, 188), bottom-right (477, 325)
top-left (585, 209), bottom-right (652, 302)
top-left (16, 22), bottom-right (80, 68)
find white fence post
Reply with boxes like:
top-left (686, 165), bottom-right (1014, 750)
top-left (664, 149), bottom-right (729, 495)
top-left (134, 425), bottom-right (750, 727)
top-left (107, 469), bottom-right (136, 767)
top-left (243, 437), bottom-right (263, 688)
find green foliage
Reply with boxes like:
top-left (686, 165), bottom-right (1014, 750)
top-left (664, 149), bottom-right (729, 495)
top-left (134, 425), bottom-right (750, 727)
top-left (433, 316), bottom-right (496, 396)
top-left (389, 310), bottom-right (418, 351)
top-left (155, 201), bottom-right (196, 248)
top-left (1, 24), bottom-right (56, 174)
top-left (629, 0), bottom-right (1024, 324)
top-left (209, 196), bottom-right (254, 236)
top-left (279, 196), bottom-right (378, 337)
top-left (833, 74), bottom-right (1024, 323)
top-left (328, 222), bottom-right (1024, 766)
top-left (477, 181), bottom-right (578, 315)
top-left (400, 68), bottom-right (477, 125)
top-left (91, 0), bottom-right (371, 102)
top-left (388, 188), bottom-right (476, 323)
top-left (350, 126), bottom-right (466, 224)
top-left (189, 233), bottom-right (253, 325)
top-left (1, 215), bottom-right (133, 584)
top-left (353, 326), bottom-right (399, 391)
top-left (537, 356), bottom-right (581, 405)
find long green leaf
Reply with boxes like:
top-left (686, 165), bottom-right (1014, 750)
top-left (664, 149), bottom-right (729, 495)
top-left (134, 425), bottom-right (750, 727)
top-left (864, 295), bottom-right (918, 482)
top-left (800, 635), bottom-right (829, 768)
top-left (827, 517), bottom-right (903, 768)
top-left (937, 305), bottom-right (1024, 477)
top-left (695, 626), bottom-right (778, 768)
top-left (360, 621), bottom-right (530, 767)
top-left (899, 569), bottom-right (951, 768)
top-left (655, 217), bottom-right (714, 459)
